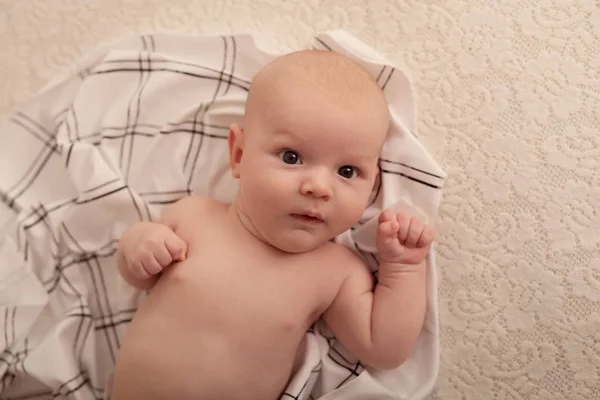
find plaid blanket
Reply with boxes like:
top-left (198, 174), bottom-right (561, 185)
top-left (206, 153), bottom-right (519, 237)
top-left (0, 30), bottom-right (445, 400)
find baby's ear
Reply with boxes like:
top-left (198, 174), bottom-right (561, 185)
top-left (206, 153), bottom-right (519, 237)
top-left (228, 124), bottom-right (245, 178)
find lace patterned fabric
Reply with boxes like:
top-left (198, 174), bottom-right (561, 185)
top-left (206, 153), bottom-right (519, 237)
top-left (1, 0), bottom-right (599, 399)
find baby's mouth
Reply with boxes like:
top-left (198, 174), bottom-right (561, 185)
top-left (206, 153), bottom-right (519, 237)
top-left (291, 213), bottom-right (324, 224)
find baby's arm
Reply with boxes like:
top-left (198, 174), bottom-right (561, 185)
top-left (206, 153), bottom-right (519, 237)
top-left (323, 210), bottom-right (434, 370)
top-left (116, 197), bottom-right (192, 290)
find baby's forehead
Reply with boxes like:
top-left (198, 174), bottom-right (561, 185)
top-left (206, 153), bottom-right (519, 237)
top-left (260, 51), bottom-right (381, 98)
top-left (255, 52), bottom-right (387, 112)
top-left (246, 51), bottom-right (390, 144)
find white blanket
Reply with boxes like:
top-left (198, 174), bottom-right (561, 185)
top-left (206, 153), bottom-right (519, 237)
top-left (0, 30), bottom-right (446, 400)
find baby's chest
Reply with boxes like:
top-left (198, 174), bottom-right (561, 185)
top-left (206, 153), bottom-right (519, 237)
top-left (167, 245), bottom-right (342, 329)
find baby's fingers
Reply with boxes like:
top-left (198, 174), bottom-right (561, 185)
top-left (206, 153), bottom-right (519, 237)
top-left (128, 251), bottom-right (161, 279)
top-left (128, 260), bottom-right (150, 280)
top-left (395, 213), bottom-right (411, 242)
top-left (153, 243), bottom-right (174, 267)
top-left (141, 252), bottom-right (163, 276)
top-left (378, 209), bottom-right (397, 225)
top-left (404, 218), bottom-right (424, 248)
top-left (378, 218), bottom-right (399, 239)
top-left (165, 234), bottom-right (187, 262)
top-left (377, 219), bottom-right (405, 262)
top-left (416, 224), bottom-right (435, 248)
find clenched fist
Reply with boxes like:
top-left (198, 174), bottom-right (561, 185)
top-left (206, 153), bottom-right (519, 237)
top-left (121, 222), bottom-right (188, 280)
top-left (376, 209), bottom-right (435, 265)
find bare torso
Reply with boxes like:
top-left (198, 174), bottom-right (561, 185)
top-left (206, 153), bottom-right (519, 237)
top-left (111, 198), bottom-right (349, 400)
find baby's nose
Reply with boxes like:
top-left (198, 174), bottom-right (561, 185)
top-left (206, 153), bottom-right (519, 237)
top-left (300, 171), bottom-right (332, 200)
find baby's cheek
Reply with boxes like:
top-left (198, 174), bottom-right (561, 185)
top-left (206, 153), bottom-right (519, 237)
top-left (248, 171), bottom-right (290, 209)
top-left (338, 194), bottom-right (368, 227)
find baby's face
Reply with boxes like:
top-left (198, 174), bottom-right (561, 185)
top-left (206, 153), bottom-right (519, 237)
top-left (231, 76), bottom-right (389, 253)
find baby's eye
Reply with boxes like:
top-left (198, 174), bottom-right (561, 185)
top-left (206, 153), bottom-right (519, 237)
top-left (338, 165), bottom-right (358, 179)
top-left (279, 150), bottom-right (302, 165)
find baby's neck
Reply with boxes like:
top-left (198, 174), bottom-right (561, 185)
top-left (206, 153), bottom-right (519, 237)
top-left (227, 200), bottom-right (272, 249)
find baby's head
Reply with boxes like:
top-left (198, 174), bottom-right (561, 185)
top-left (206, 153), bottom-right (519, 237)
top-left (229, 50), bottom-right (390, 253)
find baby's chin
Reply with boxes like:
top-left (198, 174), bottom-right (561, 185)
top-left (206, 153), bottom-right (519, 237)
top-left (267, 231), bottom-right (334, 254)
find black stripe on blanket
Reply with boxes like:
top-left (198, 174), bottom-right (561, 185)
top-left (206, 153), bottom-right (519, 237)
top-left (91, 59), bottom-right (251, 92)
top-left (281, 363), bottom-right (322, 399)
top-left (119, 37), bottom-right (153, 183)
top-left (379, 159), bottom-right (444, 189)
top-left (2, 114), bottom-right (62, 209)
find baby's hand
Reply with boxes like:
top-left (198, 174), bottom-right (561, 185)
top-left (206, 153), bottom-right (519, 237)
top-left (124, 223), bottom-right (187, 280)
top-left (376, 209), bottom-right (434, 265)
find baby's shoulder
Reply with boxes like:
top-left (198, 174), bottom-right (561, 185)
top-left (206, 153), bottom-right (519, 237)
top-left (159, 195), bottom-right (225, 228)
top-left (172, 195), bottom-right (221, 210)
top-left (311, 241), bottom-right (366, 271)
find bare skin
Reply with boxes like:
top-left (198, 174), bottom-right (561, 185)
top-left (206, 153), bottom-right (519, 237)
top-left (110, 50), bottom-right (434, 400)
top-left (111, 197), bottom-right (358, 399)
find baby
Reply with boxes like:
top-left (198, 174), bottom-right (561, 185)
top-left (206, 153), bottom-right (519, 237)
top-left (110, 50), bottom-right (434, 400)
